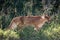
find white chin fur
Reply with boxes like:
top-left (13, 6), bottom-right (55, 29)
top-left (42, 16), bottom-right (45, 19)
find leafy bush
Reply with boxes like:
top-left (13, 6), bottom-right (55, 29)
top-left (0, 29), bottom-right (20, 40)
top-left (0, 21), bottom-right (60, 40)
top-left (19, 22), bottom-right (60, 40)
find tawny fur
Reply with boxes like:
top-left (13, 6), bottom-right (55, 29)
top-left (7, 15), bottom-right (50, 31)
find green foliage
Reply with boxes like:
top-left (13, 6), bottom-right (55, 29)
top-left (0, 23), bottom-right (60, 40)
top-left (0, 0), bottom-right (60, 40)
top-left (19, 22), bottom-right (60, 40)
top-left (0, 29), bottom-right (20, 40)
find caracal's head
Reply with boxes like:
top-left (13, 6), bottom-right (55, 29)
top-left (41, 14), bottom-right (51, 22)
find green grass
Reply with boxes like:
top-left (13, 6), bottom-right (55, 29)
top-left (0, 21), bottom-right (60, 40)
top-left (0, 29), bottom-right (20, 40)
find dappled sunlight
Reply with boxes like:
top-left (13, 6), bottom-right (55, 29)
top-left (42, 24), bottom-right (60, 40)
top-left (0, 0), bottom-right (60, 40)
top-left (0, 23), bottom-right (60, 40)
top-left (0, 29), bottom-right (20, 40)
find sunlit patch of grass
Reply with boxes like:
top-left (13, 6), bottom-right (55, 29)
top-left (3, 30), bottom-right (20, 38)
top-left (42, 23), bottom-right (60, 40)
top-left (0, 29), bottom-right (20, 40)
top-left (9, 30), bottom-right (19, 38)
top-left (0, 21), bottom-right (60, 40)
top-left (0, 29), bottom-right (3, 36)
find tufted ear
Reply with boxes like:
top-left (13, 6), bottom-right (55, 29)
top-left (41, 14), bottom-right (47, 19)
top-left (42, 14), bottom-right (51, 20)
top-left (43, 14), bottom-right (48, 16)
